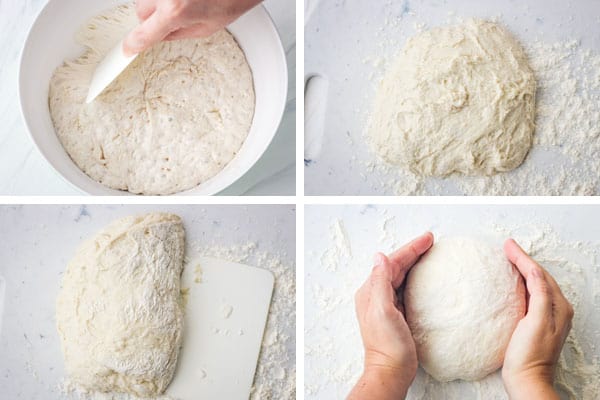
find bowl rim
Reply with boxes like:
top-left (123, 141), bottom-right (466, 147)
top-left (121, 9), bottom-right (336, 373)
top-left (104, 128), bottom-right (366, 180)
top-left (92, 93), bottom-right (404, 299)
top-left (18, 1), bottom-right (289, 196)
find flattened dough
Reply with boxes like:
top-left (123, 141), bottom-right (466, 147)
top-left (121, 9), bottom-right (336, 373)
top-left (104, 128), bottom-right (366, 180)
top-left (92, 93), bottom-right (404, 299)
top-left (49, 4), bottom-right (255, 195)
top-left (404, 237), bottom-right (526, 382)
top-left (56, 213), bottom-right (185, 396)
top-left (369, 19), bottom-right (536, 176)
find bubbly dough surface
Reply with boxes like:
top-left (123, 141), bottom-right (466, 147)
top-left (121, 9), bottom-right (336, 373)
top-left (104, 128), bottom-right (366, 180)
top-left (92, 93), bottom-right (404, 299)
top-left (56, 213), bottom-right (185, 396)
top-left (404, 237), bottom-right (526, 382)
top-left (369, 19), bottom-right (536, 176)
top-left (49, 4), bottom-right (255, 195)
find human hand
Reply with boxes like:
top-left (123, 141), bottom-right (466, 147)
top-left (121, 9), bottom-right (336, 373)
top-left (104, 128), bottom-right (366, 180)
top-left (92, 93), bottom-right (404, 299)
top-left (502, 239), bottom-right (574, 400)
top-left (348, 232), bottom-right (434, 400)
top-left (124, 0), bottom-right (262, 56)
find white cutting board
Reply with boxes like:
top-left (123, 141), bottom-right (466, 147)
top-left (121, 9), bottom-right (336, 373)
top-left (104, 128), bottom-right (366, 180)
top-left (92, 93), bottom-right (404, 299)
top-left (168, 256), bottom-right (274, 400)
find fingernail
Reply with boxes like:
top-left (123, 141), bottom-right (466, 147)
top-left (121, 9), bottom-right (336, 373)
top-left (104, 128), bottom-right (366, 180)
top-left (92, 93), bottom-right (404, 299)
top-left (373, 253), bottom-right (385, 266)
top-left (124, 33), bottom-right (144, 53)
top-left (128, 41), bottom-right (142, 54)
top-left (122, 44), bottom-right (135, 57)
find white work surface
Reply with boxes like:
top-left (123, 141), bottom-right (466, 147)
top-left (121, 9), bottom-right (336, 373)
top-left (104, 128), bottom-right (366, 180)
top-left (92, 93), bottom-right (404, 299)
top-left (0, 0), bottom-right (295, 196)
top-left (0, 204), bottom-right (296, 399)
top-left (304, 0), bottom-right (600, 195)
top-left (305, 205), bottom-right (600, 399)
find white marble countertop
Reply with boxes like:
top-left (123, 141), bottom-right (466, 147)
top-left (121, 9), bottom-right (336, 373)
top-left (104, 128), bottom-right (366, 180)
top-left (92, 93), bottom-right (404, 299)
top-left (0, 0), bottom-right (296, 196)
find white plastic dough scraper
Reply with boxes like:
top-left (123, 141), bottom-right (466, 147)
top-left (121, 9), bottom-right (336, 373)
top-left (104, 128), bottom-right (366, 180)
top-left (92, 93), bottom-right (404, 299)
top-left (86, 38), bottom-right (137, 103)
top-left (167, 256), bottom-right (275, 399)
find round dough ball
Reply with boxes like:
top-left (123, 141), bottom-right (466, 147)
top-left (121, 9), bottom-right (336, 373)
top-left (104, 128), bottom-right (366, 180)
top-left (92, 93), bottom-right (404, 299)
top-left (404, 237), bottom-right (526, 382)
top-left (369, 19), bottom-right (536, 176)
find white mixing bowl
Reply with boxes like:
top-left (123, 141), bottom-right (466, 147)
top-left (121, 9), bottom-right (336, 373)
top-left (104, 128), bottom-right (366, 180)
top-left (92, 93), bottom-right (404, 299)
top-left (19, 0), bottom-right (288, 195)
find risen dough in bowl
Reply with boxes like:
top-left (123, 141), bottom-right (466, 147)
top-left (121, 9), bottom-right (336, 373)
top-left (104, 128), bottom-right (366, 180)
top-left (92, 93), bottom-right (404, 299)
top-left (369, 19), bottom-right (536, 176)
top-left (49, 4), bottom-right (255, 195)
top-left (404, 237), bottom-right (526, 382)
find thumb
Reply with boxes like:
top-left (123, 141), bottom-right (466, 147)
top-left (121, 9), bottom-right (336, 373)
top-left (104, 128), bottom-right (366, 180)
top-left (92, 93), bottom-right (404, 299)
top-left (524, 266), bottom-right (553, 321)
top-left (164, 23), bottom-right (216, 41)
top-left (123, 10), bottom-right (174, 56)
top-left (370, 253), bottom-right (395, 309)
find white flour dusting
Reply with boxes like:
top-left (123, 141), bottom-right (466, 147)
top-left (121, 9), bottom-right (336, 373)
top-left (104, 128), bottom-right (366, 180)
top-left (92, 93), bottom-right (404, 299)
top-left (59, 381), bottom-right (177, 400)
top-left (320, 220), bottom-right (352, 272)
top-left (362, 17), bottom-right (600, 195)
top-left (220, 304), bottom-right (234, 319)
top-left (305, 211), bottom-right (600, 400)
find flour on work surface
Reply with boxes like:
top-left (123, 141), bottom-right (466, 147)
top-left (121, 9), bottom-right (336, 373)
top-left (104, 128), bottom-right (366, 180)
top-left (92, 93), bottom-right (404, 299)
top-left (59, 380), bottom-right (177, 400)
top-left (305, 216), bottom-right (600, 400)
top-left (362, 18), bottom-right (600, 195)
top-left (191, 242), bottom-right (296, 400)
top-left (57, 213), bottom-right (185, 399)
top-left (320, 220), bottom-right (352, 272)
top-left (49, 4), bottom-right (255, 195)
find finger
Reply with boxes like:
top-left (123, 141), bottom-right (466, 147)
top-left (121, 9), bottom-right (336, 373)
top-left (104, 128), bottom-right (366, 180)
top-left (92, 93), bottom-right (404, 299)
top-left (542, 271), bottom-right (573, 321)
top-left (542, 269), bottom-right (565, 300)
top-left (504, 239), bottom-right (554, 317)
top-left (369, 253), bottom-right (395, 312)
top-left (549, 279), bottom-right (574, 322)
top-left (557, 296), bottom-right (575, 328)
top-left (164, 23), bottom-right (218, 41)
top-left (504, 239), bottom-right (575, 328)
top-left (523, 265), bottom-right (554, 321)
top-left (394, 288), bottom-right (405, 315)
top-left (135, 0), bottom-right (157, 21)
top-left (123, 10), bottom-right (176, 56)
top-left (504, 239), bottom-right (545, 280)
top-left (387, 232), bottom-right (434, 287)
top-left (354, 279), bottom-right (371, 324)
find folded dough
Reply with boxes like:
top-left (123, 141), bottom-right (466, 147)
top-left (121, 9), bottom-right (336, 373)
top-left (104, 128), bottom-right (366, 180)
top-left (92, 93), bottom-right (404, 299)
top-left (56, 213), bottom-right (185, 396)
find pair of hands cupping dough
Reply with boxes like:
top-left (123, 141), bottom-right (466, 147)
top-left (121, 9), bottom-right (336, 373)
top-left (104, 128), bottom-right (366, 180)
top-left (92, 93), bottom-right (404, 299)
top-left (349, 233), bottom-right (573, 400)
